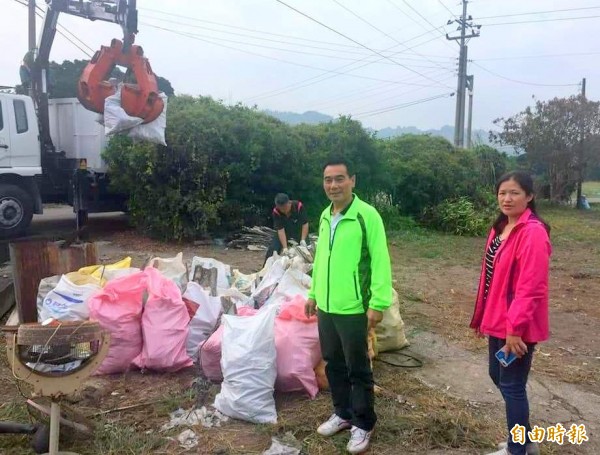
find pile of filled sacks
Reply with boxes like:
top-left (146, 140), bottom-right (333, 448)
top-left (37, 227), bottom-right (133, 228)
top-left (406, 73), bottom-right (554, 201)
top-left (36, 254), bottom-right (193, 374)
top-left (35, 247), bottom-right (409, 425)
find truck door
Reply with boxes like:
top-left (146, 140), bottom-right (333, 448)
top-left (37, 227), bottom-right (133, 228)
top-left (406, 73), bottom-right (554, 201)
top-left (0, 99), bottom-right (10, 167)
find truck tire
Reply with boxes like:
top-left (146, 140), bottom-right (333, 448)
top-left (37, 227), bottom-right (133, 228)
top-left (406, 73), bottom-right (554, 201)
top-left (0, 184), bottom-right (34, 238)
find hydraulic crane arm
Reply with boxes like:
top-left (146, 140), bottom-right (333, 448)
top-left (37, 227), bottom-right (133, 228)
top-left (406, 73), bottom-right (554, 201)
top-left (31, 0), bottom-right (138, 156)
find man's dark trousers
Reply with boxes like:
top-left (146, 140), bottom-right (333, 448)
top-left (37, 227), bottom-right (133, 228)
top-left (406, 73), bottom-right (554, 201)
top-left (317, 309), bottom-right (376, 431)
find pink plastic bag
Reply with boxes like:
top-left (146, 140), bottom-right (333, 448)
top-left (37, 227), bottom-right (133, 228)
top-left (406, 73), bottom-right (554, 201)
top-left (88, 271), bottom-right (147, 375)
top-left (133, 267), bottom-right (193, 372)
top-left (200, 306), bottom-right (256, 381)
top-left (275, 296), bottom-right (321, 398)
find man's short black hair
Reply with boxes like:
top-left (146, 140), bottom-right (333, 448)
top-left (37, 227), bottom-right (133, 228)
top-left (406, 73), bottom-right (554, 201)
top-left (322, 156), bottom-right (355, 176)
top-left (274, 193), bottom-right (290, 206)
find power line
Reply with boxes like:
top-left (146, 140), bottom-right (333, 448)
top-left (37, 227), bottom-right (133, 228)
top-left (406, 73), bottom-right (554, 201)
top-left (313, 69), bottom-right (455, 112)
top-left (389, 0), bottom-right (456, 51)
top-left (141, 16), bottom-right (453, 68)
top-left (477, 5), bottom-right (600, 20)
top-left (139, 6), bottom-right (362, 50)
top-left (244, 32), bottom-right (449, 103)
top-left (474, 50), bottom-right (600, 62)
top-left (331, 0), bottom-right (454, 72)
top-left (472, 62), bottom-right (579, 87)
top-left (274, 0), bottom-right (447, 86)
top-left (354, 92), bottom-right (454, 118)
top-left (141, 19), bottom-right (453, 69)
top-left (143, 22), bottom-right (451, 89)
top-left (322, 73), bottom-right (456, 113)
top-left (437, 0), bottom-right (458, 18)
top-left (483, 15), bottom-right (600, 26)
top-left (13, 0), bottom-right (94, 57)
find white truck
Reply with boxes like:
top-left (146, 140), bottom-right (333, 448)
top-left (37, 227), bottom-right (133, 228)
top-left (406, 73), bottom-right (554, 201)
top-left (0, 92), bottom-right (124, 237)
top-left (0, 0), bottom-right (164, 238)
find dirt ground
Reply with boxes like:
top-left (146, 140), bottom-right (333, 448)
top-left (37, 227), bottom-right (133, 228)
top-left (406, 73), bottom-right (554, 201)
top-left (1, 207), bottom-right (599, 454)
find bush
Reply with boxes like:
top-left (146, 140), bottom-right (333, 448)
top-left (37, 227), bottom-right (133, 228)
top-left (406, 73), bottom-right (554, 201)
top-left (103, 97), bottom-right (387, 240)
top-left (423, 197), bottom-right (494, 236)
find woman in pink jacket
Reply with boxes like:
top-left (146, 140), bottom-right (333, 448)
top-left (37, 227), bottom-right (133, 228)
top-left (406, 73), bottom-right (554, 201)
top-left (470, 171), bottom-right (551, 455)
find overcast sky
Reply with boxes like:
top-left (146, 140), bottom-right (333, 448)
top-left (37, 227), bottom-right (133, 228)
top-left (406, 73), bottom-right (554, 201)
top-left (0, 0), bottom-right (596, 133)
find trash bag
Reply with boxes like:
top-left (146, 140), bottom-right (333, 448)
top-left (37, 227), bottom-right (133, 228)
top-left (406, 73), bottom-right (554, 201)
top-left (375, 289), bottom-right (409, 352)
top-left (200, 306), bottom-right (257, 382)
top-left (36, 275), bottom-right (60, 321)
top-left (184, 282), bottom-right (223, 362)
top-left (88, 271), bottom-right (147, 375)
top-left (251, 256), bottom-right (290, 307)
top-left (103, 267), bottom-right (141, 282)
top-left (103, 85), bottom-right (167, 146)
top-left (264, 266), bottom-right (311, 307)
top-left (147, 252), bottom-right (188, 292)
top-left (231, 269), bottom-right (257, 295)
top-left (78, 257), bottom-right (132, 285)
top-left (126, 93), bottom-right (167, 145)
top-left (214, 306), bottom-right (278, 424)
top-left (200, 324), bottom-right (225, 382)
top-left (275, 296), bottom-right (320, 398)
top-left (190, 257), bottom-right (231, 292)
top-left (133, 267), bottom-right (193, 372)
top-left (39, 274), bottom-right (101, 322)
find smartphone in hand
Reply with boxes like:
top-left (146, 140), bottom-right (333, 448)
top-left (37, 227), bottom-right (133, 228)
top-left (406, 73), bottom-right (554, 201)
top-left (495, 349), bottom-right (517, 367)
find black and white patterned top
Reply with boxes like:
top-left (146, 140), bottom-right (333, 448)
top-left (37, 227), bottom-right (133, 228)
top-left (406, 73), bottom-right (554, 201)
top-left (484, 235), bottom-right (502, 300)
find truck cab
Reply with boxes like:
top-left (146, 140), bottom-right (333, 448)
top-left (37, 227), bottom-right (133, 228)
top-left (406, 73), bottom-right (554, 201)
top-left (0, 93), bottom-right (44, 237)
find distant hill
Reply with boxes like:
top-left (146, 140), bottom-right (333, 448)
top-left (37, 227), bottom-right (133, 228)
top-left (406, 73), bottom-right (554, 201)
top-left (263, 110), bottom-right (334, 125)
top-left (264, 109), bottom-right (493, 145)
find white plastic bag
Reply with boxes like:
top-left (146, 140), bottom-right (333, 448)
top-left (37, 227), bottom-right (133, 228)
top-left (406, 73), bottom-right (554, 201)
top-left (264, 266), bottom-right (311, 307)
top-left (36, 275), bottom-right (60, 321)
top-left (190, 257), bottom-right (231, 291)
top-left (214, 306), bottom-right (278, 424)
top-left (127, 93), bottom-right (167, 145)
top-left (39, 275), bottom-right (101, 322)
top-left (251, 256), bottom-right (290, 307)
top-left (103, 86), bottom-right (167, 146)
top-left (148, 252), bottom-right (187, 292)
top-left (184, 282), bottom-right (223, 362)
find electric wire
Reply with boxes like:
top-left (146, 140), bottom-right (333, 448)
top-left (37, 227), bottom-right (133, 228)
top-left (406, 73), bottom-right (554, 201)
top-left (275, 0), bottom-right (448, 86)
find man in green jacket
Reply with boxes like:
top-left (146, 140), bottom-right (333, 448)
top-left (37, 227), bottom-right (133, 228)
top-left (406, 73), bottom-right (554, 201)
top-left (305, 157), bottom-right (393, 454)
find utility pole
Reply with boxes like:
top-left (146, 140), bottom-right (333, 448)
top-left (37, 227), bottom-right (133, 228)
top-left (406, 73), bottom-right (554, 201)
top-left (447, 1), bottom-right (480, 148)
top-left (27, 0), bottom-right (37, 98)
top-left (466, 75), bottom-right (474, 149)
top-left (576, 78), bottom-right (587, 209)
top-left (28, 0), bottom-right (36, 51)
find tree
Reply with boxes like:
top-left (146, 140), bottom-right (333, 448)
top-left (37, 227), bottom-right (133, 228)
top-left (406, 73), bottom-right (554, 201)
top-left (492, 96), bottom-right (600, 203)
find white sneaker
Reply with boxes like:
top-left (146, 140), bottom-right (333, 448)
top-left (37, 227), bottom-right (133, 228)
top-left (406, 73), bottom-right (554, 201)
top-left (497, 441), bottom-right (540, 454)
top-left (316, 414), bottom-right (351, 437)
top-left (346, 426), bottom-right (373, 454)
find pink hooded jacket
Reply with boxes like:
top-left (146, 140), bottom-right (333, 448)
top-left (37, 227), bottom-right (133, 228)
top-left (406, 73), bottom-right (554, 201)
top-left (470, 208), bottom-right (552, 343)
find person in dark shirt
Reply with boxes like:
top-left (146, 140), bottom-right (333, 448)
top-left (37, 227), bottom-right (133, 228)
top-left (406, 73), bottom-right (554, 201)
top-left (265, 193), bottom-right (309, 262)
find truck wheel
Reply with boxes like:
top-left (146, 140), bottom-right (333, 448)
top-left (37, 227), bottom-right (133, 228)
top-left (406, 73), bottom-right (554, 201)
top-left (0, 184), bottom-right (34, 238)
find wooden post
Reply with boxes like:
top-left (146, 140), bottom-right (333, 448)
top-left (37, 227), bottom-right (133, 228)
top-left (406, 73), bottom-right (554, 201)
top-left (9, 240), bottom-right (98, 323)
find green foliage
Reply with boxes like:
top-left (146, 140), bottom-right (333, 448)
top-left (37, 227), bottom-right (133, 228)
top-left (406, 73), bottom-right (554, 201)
top-left (104, 98), bottom-right (390, 239)
top-left (104, 95), bottom-right (510, 239)
top-left (492, 95), bottom-right (600, 202)
top-left (423, 196), bottom-right (494, 236)
top-left (379, 135), bottom-right (508, 220)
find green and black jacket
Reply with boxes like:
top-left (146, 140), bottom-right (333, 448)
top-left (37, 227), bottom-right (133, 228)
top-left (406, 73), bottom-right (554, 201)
top-left (308, 194), bottom-right (393, 314)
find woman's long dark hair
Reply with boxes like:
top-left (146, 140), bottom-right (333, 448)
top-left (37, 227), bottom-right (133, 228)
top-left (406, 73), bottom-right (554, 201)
top-left (492, 171), bottom-right (551, 234)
